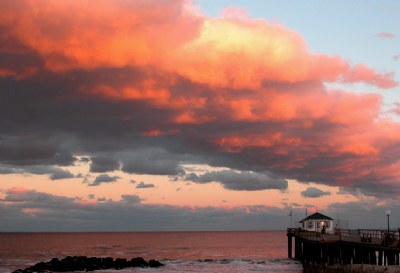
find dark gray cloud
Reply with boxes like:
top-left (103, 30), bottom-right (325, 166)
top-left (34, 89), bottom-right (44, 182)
top-left (79, 157), bottom-right (91, 163)
top-left (0, 188), bottom-right (287, 232)
top-left (184, 170), bottom-right (287, 191)
top-left (301, 187), bottom-right (331, 198)
top-left (0, 136), bottom-right (76, 166)
top-left (1, 188), bottom-right (398, 232)
top-left (89, 174), bottom-right (120, 186)
top-left (90, 156), bottom-right (120, 173)
top-left (337, 187), bottom-right (358, 196)
top-left (120, 148), bottom-right (186, 176)
top-left (48, 168), bottom-right (75, 180)
top-left (88, 194), bottom-right (95, 199)
top-left (0, 164), bottom-right (75, 180)
top-left (121, 194), bottom-right (141, 204)
top-left (3, 188), bottom-right (76, 205)
top-left (135, 181), bottom-right (155, 189)
top-left (0, 166), bottom-right (15, 174)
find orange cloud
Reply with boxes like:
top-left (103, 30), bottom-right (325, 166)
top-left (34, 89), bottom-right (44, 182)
top-left (0, 0), bottom-right (201, 71)
top-left (215, 133), bottom-right (303, 154)
top-left (1, 0), bottom-right (397, 90)
top-left (174, 18), bottom-right (311, 88)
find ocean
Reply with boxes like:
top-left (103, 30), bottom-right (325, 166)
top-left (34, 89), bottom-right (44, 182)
top-left (0, 231), bottom-right (302, 273)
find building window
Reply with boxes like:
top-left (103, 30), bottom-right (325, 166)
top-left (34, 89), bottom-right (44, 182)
top-left (324, 221), bottom-right (330, 228)
top-left (307, 221), bottom-right (313, 229)
top-left (316, 222), bottom-right (320, 228)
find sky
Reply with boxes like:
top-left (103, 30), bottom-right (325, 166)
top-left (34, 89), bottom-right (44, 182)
top-left (0, 0), bottom-right (399, 231)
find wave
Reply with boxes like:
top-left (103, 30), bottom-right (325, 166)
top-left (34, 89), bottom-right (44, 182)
top-left (163, 258), bottom-right (301, 266)
top-left (3, 258), bottom-right (302, 273)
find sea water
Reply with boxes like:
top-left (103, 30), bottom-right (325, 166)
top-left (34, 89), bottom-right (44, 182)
top-left (0, 231), bottom-right (302, 273)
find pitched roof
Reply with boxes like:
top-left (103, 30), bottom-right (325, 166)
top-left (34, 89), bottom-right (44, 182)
top-left (299, 212), bottom-right (333, 222)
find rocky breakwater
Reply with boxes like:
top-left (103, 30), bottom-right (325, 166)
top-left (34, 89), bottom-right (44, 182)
top-left (12, 256), bottom-right (164, 273)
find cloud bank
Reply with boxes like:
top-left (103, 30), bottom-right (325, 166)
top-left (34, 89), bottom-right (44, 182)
top-left (0, 188), bottom-right (285, 231)
top-left (1, 188), bottom-right (398, 231)
top-left (0, 0), bottom-right (399, 200)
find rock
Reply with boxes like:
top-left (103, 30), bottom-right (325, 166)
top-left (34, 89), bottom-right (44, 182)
top-left (149, 259), bottom-right (164, 267)
top-left (101, 257), bottom-right (114, 269)
top-left (73, 256), bottom-right (89, 271)
top-left (130, 257), bottom-right (149, 267)
top-left (12, 256), bottom-right (164, 272)
top-left (87, 257), bottom-right (103, 270)
top-left (62, 256), bottom-right (77, 271)
top-left (114, 258), bottom-right (128, 269)
top-left (50, 258), bottom-right (60, 264)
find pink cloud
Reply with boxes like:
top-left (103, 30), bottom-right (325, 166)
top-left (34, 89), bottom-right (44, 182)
top-left (376, 32), bottom-right (395, 39)
top-left (221, 7), bottom-right (250, 19)
top-left (392, 102), bottom-right (400, 116)
top-left (21, 208), bottom-right (47, 216)
top-left (342, 64), bottom-right (398, 89)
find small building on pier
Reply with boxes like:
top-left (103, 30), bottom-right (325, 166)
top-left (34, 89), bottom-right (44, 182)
top-left (300, 212), bottom-right (334, 234)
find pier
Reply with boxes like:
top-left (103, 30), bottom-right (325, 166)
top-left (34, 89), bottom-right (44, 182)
top-left (287, 228), bottom-right (400, 266)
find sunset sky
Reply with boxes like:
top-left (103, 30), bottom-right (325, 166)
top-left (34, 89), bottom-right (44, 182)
top-left (1, 0), bottom-right (399, 231)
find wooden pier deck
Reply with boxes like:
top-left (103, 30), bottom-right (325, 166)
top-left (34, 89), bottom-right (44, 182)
top-left (288, 228), bottom-right (400, 266)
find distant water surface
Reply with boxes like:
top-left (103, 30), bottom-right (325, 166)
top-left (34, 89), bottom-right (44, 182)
top-left (0, 231), bottom-right (302, 273)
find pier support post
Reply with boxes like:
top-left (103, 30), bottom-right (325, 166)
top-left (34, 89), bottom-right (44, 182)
top-left (288, 234), bottom-right (293, 258)
top-left (342, 245), bottom-right (352, 264)
top-left (388, 250), bottom-right (395, 265)
top-left (378, 250), bottom-right (383, 265)
top-left (354, 246), bottom-right (362, 264)
top-left (362, 247), bottom-right (370, 264)
top-left (370, 250), bottom-right (377, 265)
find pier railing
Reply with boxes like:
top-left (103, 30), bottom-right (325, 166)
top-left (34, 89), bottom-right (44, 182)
top-left (288, 228), bottom-right (400, 245)
top-left (287, 228), bottom-right (334, 242)
top-left (339, 229), bottom-right (399, 245)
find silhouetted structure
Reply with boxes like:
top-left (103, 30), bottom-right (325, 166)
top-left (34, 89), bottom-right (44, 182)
top-left (288, 227), bottom-right (400, 266)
